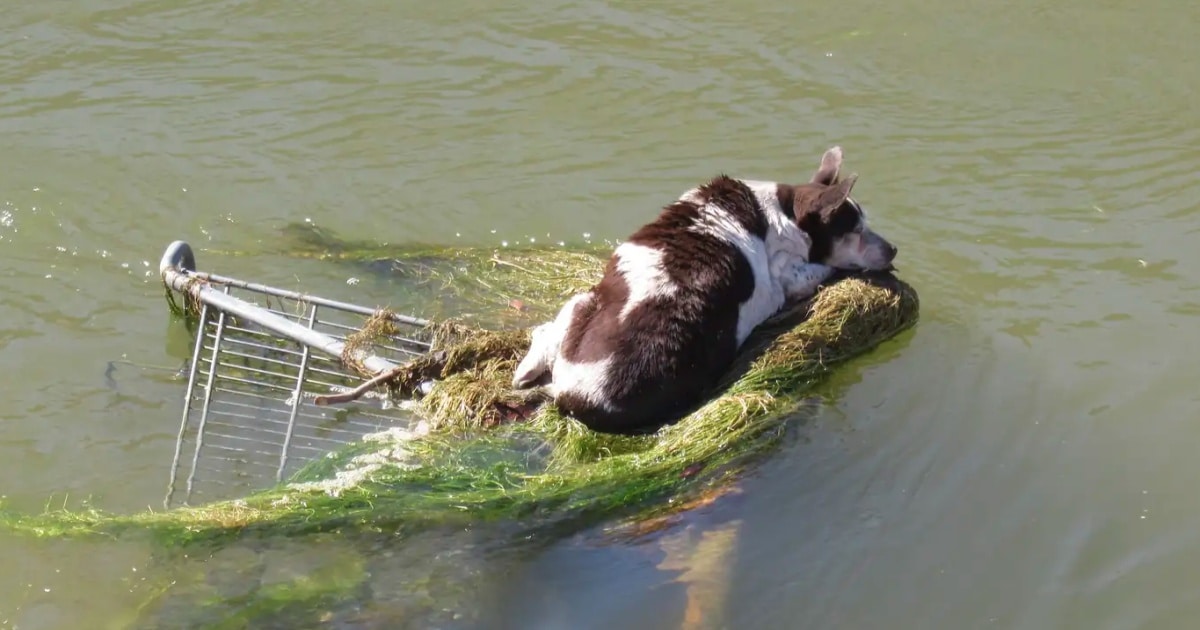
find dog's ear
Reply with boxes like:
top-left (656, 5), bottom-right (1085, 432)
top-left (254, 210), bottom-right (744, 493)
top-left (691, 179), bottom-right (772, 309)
top-left (811, 146), bottom-right (843, 186)
top-left (817, 173), bottom-right (857, 211)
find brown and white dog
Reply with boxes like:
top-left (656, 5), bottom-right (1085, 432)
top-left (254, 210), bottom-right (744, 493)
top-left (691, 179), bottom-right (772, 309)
top-left (512, 147), bottom-right (898, 434)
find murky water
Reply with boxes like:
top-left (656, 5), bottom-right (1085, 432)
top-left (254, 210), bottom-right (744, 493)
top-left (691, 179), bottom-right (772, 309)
top-left (3, 0), bottom-right (1200, 627)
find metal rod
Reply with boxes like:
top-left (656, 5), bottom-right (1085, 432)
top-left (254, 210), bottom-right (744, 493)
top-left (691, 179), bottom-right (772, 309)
top-left (210, 367), bottom-right (306, 393)
top-left (163, 268), bottom-right (400, 376)
top-left (200, 432), bottom-right (281, 454)
top-left (185, 300), bottom-right (230, 504)
top-left (202, 395), bottom-right (386, 432)
top-left (159, 240), bottom-right (428, 325)
top-left (213, 347), bottom-right (305, 370)
top-left (162, 264), bottom-right (430, 328)
top-left (202, 409), bottom-right (379, 439)
top-left (278, 303), bottom-right (317, 482)
top-left (217, 336), bottom-right (308, 359)
top-left (164, 302), bottom-right (211, 509)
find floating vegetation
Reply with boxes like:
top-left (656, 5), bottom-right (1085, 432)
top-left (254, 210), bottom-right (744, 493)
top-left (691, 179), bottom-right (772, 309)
top-left (0, 230), bottom-right (917, 549)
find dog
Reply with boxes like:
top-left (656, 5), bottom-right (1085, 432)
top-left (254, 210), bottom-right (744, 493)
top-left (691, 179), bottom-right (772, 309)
top-left (511, 146), bottom-right (897, 434)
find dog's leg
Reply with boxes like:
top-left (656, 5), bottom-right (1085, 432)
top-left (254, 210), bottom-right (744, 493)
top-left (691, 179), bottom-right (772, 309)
top-left (512, 322), bottom-right (558, 389)
top-left (511, 292), bottom-right (590, 389)
top-left (780, 262), bottom-right (833, 301)
top-left (763, 262), bottom-right (833, 326)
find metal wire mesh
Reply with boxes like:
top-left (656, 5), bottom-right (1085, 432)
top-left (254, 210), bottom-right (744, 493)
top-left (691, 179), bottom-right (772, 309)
top-left (160, 241), bottom-right (432, 508)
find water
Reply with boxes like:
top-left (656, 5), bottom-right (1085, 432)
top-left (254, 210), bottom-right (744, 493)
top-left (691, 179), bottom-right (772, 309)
top-left (3, 0), bottom-right (1199, 627)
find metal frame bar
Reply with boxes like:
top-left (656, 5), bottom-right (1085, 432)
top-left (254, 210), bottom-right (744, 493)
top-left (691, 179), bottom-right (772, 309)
top-left (164, 301), bottom-right (211, 508)
top-left (186, 295), bottom-right (230, 503)
top-left (278, 303), bottom-right (317, 482)
top-left (159, 240), bottom-right (431, 375)
top-left (158, 240), bottom-right (434, 507)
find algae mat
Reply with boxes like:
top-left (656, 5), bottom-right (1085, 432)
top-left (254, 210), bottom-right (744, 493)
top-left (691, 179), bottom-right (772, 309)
top-left (0, 232), bottom-right (919, 549)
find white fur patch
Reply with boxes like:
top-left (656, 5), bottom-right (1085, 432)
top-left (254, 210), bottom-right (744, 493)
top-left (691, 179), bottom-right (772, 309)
top-left (689, 180), bottom-right (816, 344)
top-left (512, 292), bottom-right (588, 388)
top-left (546, 295), bottom-right (615, 411)
top-left (548, 354), bottom-right (616, 412)
top-left (688, 199), bottom-right (772, 344)
top-left (511, 322), bottom-right (555, 388)
top-left (512, 292), bottom-right (618, 412)
top-left (614, 242), bottom-right (678, 321)
top-left (742, 180), bottom-right (805, 243)
top-left (678, 187), bottom-right (705, 205)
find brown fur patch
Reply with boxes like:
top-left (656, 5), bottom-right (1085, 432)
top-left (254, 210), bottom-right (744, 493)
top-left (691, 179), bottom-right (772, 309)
top-left (554, 179), bottom-right (763, 433)
top-left (792, 176), bottom-right (862, 263)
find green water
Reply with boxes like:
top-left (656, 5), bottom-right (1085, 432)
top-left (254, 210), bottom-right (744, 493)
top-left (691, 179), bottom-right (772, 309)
top-left (3, 0), bottom-right (1200, 628)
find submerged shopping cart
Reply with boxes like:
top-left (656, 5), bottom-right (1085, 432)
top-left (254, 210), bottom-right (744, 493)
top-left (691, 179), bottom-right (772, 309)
top-left (158, 240), bottom-right (436, 509)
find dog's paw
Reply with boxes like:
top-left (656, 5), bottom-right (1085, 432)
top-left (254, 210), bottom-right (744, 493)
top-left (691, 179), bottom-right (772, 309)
top-left (511, 368), bottom-right (536, 389)
top-left (512, 350), bottom-right (551, 389)
top-left (782, 262), bottom-right (834, 300)
top-left (512, 369), bottom-right (552, 390)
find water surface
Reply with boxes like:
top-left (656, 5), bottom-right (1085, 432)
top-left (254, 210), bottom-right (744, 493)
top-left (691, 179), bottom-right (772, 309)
top-left (3, 0), bottom-right (1200, 628)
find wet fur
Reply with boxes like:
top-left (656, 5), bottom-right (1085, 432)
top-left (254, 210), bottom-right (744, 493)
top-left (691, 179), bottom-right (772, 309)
top-left (513, 147), bottom-right (897, 434)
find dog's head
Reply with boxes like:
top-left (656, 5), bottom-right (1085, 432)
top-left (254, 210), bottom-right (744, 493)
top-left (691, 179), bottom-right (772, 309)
top-left (783, 147), bottom-right (897, 271)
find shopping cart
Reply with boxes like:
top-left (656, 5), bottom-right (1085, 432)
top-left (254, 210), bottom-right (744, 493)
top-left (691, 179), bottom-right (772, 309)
top-left (158, 240), bottom-right (434, 509)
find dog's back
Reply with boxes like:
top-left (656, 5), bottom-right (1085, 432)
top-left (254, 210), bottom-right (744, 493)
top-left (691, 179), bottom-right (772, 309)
top-left (543, 177), bottom-right (772, 432)
top-left (512, 147), bottom-right (898, 434)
